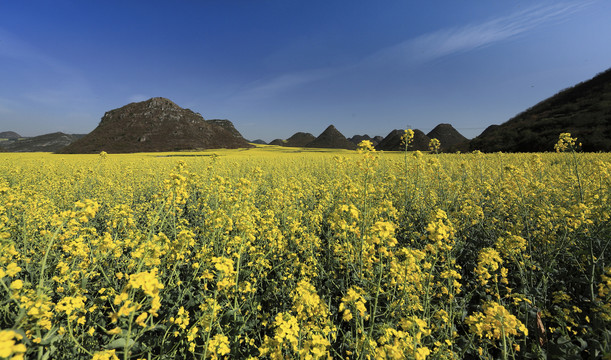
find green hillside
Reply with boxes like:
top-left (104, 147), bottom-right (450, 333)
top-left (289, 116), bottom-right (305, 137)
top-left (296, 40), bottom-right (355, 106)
top-left (470, 67), bottom-right (611, 152)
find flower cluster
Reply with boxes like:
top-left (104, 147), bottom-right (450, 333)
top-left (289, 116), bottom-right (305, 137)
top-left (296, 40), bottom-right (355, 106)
top-left (554, 132), bottom-right (579, 152)
top-left (466, 302), bottom-right (528, 340)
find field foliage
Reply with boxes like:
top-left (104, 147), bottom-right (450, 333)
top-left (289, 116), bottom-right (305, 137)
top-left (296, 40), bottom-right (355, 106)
top-left (0, 141), bottom-right (610, 359)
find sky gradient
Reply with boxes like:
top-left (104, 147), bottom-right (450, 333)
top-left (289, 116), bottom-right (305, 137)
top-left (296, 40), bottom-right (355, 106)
top-left (1, 1), bottom-right (610, 141)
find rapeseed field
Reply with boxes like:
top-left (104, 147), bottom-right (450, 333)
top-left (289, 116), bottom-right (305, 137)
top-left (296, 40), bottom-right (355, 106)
top-left (0, 135), bottom-right (610, 359)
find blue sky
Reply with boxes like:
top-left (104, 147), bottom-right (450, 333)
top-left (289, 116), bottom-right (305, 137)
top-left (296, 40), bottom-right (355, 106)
top-left (1, 1), bottom-right (610, 141)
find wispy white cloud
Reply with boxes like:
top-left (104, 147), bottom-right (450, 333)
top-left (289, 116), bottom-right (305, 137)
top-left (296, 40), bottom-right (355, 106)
top-left (230, 68), bottom-right (334, 101)
top-left (364, 2), bottom-right (592, 66)
top-left (227, 1), bottom-right (592, 103)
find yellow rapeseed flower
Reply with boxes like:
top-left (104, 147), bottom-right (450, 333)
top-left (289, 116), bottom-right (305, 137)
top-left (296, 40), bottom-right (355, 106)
top-left (207, 333), bottom-right (230, 359)
top-left (0, 330), bottom-right (27, 359)
top-left (9, 280), bottom-right (22, 291)
top-left (91, 349), bottom-right (119, 360)
top-left (5, 263), bottom-right (21, 277)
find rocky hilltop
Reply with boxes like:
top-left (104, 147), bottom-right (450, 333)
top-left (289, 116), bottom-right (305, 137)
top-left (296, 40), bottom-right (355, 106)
top-left (306, 125), bottom-right (356, 150)
top-left (58, 97), bottom-right (252, 153)
top-left (470, 67), bottom-right (611, 152)
top-left (206, 119), bottom-right (246, 140)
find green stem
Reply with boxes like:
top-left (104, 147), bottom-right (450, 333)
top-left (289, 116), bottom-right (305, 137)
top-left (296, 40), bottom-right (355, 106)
top-left (367, 260), bottom-right (384, 344)
top-left (38, 219), bottom-right (67, 293)
top-left (124, 309), bottom-right (135, 360)
top-left (33, 218), bottom-right (69, 360)
top-left (68, 318), bottom-right (93, 356)
top-left (501, 326), bottom-right (507, 360)
top-left (233, 240), bottom-right (244, 324)
top-left (200, 290), bottom-right (219, 360)
top-left (359, 171), bottom-right (368, 281)
top-left (570, 150), bottom-right (583, 203)
top-left (423, 255), bottom-right (439, 320)
top-left (590, 238), bottom-right (597, 304)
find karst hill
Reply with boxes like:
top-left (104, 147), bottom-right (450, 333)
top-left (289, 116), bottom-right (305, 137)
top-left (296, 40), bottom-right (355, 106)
top-left (269, 132), bottom-right (316, 147)
top-left (348, 135), bottom-right (384, 147)
top-left (376, 129), bottom-right (432, 151)
top-left (305, 125), bottom-right (357, 150)
top-left (58, 97), bottom-right (252, 153)
top-left (269, 126), bottom-right (356, 150)
top-left (426, 124), bottom-right (468, 151)
top-left (285, 132), bottom-right (316, 147)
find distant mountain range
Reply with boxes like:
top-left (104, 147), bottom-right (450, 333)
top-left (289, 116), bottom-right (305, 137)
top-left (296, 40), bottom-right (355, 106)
top-left (3, 67), bottom-right (610, 153)
top-left (0, 131), bottom-right (21, 140)
top-left (260, 68), bottom-right (611, 152)
top-left (0, 132), bottom-right (85, 152)
top-left (265, 125), bottom-right (465, 151)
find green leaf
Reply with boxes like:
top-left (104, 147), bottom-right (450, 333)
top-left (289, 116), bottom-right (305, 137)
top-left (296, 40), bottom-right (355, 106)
top-left (106, 337), bottom-right (136, 349)
top-left (40, 326), bottom-right (62, 345)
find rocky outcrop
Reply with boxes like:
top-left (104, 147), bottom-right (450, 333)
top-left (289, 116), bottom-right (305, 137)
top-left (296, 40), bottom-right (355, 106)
top-left (58, 97), bottom-right (253, 153)
top-left (206, 119), bottom-right (246, 140)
